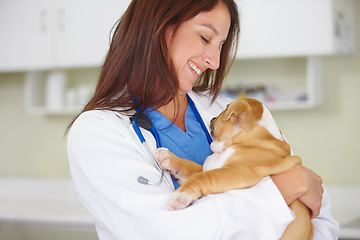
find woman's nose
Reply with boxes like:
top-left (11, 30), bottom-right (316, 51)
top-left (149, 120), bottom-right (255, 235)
top-left (204, 46), bottom-right (220, 70)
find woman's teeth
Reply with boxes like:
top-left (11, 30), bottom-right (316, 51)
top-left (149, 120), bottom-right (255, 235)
top-left (189, 61), bottom-right (201, 75)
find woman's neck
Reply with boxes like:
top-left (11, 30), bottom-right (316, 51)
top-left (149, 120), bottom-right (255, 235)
top-left (158, 94), bottom-right (188, 132)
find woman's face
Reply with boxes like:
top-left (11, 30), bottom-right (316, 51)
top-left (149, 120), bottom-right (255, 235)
top-left (166, 2), bottom-right (231, 95)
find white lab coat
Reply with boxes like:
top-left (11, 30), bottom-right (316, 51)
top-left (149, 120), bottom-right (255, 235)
top-left (67, 91), bottom-right (339, 240)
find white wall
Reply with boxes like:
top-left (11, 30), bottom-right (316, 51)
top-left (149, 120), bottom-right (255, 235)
top-left (272, 54), bottom-right (360, 185)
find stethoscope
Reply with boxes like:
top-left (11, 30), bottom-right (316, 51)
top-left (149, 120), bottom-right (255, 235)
top-left (130, 94), bottom-right (212, 189)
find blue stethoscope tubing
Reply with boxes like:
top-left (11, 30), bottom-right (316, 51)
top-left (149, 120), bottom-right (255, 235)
top-left (131, 94), bottom-right (212, 189)
top-left (131, 115), bottom-right (170, 188)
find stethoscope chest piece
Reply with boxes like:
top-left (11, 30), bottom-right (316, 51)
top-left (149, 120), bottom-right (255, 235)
top-left (130, 112), bottom-right (153, 131)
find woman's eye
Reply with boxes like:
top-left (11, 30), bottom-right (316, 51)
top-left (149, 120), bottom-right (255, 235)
top-left (201, 36), bottom-right (210, 43)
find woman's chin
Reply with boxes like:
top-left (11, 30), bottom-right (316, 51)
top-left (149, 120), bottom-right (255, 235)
top-left (178, 88), bottom-right (193, 95)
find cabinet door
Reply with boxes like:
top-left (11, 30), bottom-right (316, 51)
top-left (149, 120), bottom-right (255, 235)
top-left (236, 0), bottom-right (334, 58)
top-left (53, 0), bottom-right (132, 68)
top-left (0, 0), bottom-right (54, 72)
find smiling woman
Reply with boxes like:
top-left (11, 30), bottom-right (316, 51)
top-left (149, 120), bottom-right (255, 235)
top-left (165, 2), bottom-right (231, 95)
top-left (66, 0), bottom-right (339, 239)
top-left (160, 2), bottom-right (232, 130)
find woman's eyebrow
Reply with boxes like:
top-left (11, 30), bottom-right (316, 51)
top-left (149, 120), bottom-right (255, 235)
top-left (200, 23), bottom-right (219, 36)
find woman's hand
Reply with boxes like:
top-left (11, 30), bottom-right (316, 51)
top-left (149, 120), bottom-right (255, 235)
top-left (271, 165), bottom-right (324, 219)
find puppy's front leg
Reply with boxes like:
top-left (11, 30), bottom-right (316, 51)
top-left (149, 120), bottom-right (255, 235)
top-left (167, 167), bottom-right (244, 210)
top-left (155, 147), bottom-right (202, 184)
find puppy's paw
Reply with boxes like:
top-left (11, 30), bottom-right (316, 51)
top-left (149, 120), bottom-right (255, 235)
top-left (155, 147), bottom-right (173, 171)
top-left (155, 148), bottom-right (185, 184)
top-left (167, 192), bottom-right (194, 211)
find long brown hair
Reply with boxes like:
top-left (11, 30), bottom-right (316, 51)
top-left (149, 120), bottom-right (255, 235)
top-left (69, 0), bottom-right (239, 128)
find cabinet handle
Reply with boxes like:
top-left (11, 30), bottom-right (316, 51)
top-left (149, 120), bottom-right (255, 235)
top-left (334, 11), bottom-right (353, 54)
top-left (57, 7), bottom-right (65, 31)
top-left (39, 10), bottom-right (47, 33)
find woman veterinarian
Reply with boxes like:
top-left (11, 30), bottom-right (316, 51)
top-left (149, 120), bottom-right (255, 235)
top-left (67, 0), bottom-right (339, 239)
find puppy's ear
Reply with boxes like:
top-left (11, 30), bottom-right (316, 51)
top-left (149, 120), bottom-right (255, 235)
top-left (223, 110), bottom-right (237, 121)
top-left (242, 98), bottom-right (264, 121)
top-left (223, 100), bottom-right (249, 121)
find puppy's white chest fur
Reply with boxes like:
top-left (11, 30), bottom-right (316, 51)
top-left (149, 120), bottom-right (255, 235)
top-left (203, 142), bottom-right (235, 172)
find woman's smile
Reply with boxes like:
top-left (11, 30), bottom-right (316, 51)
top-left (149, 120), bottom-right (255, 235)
top-left (188, 60), bottom-right (203, 76)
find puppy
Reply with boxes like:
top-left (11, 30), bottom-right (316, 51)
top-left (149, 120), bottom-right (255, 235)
top-left (156, 98), bottom-right (314, 240)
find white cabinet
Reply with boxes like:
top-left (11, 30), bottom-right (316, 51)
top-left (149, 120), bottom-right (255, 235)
top-left (0, 0), bottom-right (131, 72)
top-left (0, 0), bottom-right (54, 71)
top-left (0, 0), bottom-right (355, 71)
top-left (52, 0), bottom-right (131, 68)
top-left (236, 0), bottom-right (355, 58)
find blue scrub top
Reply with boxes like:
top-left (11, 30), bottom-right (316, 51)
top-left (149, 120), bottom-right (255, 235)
top-left (145, 102), bottom-right (213, 189)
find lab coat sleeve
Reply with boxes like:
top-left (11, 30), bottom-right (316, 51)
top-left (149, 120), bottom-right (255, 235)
top-left (67, 110), bottom-right (295, 240)
top-left (311, 188), bottom-right (340, 240)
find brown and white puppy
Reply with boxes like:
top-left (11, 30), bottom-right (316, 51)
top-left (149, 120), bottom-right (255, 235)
top-left (156, 98), bottom-right (314, 240)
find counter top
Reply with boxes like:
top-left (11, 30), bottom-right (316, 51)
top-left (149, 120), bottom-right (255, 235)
top-left (0, 178), bottom-right (93, 227)
top-left (1, 178), bottom-right (359, 239)
top-left (325, 185), bottom-right (360, 239)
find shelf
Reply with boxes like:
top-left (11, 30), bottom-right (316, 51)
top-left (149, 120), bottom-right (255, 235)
top-left (24, 70), bottom-right (89, 116)
top-left (25, 57), bottom-right (323, 115)
top-left (222, 57), bottom-right (323, 111)
top-left (264, 101), bottom-right (315, 111)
